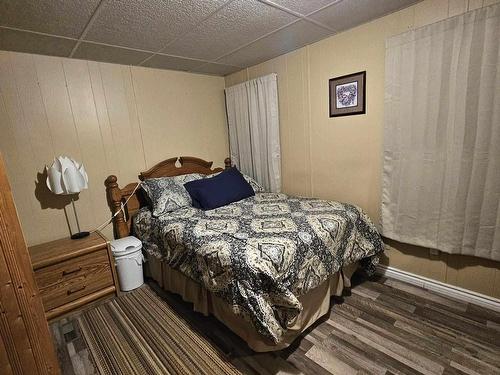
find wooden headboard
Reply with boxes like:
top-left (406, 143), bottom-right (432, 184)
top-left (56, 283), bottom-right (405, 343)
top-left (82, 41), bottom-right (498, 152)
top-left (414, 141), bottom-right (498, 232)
top-left (104, 156), bottom-right (231, 239)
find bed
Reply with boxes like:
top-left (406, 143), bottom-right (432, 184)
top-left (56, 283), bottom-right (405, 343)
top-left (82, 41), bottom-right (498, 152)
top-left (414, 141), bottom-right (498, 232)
top-left (104, 156), bottom-right (383, 352)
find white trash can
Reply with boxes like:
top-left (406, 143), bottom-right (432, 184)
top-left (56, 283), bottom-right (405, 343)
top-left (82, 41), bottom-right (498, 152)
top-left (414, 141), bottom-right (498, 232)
top-left (110, 236), bottom-right (144, 292)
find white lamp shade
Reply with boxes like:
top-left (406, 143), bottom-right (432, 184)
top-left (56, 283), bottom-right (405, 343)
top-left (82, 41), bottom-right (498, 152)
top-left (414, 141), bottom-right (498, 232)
top-left (46, 156), bottom-right (88, 195)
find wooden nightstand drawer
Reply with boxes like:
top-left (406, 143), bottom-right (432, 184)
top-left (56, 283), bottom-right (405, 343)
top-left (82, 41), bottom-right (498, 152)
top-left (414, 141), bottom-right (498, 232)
top-left (35, 248), bottom-right (114, 311)
top-left (29, 232), bottom-right (119, 320)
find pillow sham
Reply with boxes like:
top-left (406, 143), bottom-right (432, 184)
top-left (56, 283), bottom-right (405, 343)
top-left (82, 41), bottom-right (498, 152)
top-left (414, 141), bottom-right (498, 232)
top-left (206, 170), bottom-right (265, 193)
top-left (184, 167), bottom-right (254, 210)
top-left (141, 173), bottom-right (203, 217)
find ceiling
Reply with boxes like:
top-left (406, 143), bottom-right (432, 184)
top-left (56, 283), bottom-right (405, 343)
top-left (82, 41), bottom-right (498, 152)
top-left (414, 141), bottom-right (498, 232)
top-left (0, 0), bottom-right (421, 76)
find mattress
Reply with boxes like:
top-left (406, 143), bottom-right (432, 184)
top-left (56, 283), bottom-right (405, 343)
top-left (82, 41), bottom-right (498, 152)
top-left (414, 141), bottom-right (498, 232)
top-left (133, 192), bottom-right (383, 344)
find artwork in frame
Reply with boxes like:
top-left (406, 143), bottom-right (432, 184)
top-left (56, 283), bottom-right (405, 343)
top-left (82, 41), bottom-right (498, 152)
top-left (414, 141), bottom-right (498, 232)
top-left (329, 71), bottom-right (366, 117)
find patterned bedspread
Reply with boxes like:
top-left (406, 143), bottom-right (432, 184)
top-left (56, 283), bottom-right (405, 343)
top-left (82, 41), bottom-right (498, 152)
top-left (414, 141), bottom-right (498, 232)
top-left (133, 193), bottom-right (384, 343)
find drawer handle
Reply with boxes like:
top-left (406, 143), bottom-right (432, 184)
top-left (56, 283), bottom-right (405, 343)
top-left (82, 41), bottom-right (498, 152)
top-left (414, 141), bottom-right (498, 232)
top-left (62, 267), bottom-right (82, 276)
top-left (67, 285), bottom-right (86, 295)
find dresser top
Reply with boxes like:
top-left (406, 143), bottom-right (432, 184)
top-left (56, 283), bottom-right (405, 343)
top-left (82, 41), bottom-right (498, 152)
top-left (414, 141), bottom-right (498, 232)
top-left (29, 232), bottom-right (108, 270)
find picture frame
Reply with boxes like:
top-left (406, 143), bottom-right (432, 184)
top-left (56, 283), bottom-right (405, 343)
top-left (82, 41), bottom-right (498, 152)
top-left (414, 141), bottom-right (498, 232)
top-left (329, 71), bottom-right (366, 117)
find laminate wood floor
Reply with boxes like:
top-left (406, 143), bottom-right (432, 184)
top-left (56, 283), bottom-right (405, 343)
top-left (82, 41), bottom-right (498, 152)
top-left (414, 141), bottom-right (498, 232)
top-left (51, 274), bottom-right (500, 374)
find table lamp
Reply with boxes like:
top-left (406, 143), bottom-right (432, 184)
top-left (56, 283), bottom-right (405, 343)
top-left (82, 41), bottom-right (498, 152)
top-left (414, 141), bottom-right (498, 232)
top-left (46, 156), bottom-right (90, 239)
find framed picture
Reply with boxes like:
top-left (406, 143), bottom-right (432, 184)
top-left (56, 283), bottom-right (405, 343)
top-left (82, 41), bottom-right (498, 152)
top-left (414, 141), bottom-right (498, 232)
top-left (329, 71), bottom-right (366, 117)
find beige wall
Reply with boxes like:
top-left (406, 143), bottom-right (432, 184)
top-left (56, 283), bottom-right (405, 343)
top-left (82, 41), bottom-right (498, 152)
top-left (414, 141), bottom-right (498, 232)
top-left (0, 51), bottom-right (228, 245)
top-left (225, 0), bottom-right (500, 298)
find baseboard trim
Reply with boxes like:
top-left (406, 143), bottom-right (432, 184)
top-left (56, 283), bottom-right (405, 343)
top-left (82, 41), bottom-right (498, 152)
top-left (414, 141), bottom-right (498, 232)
top-left (376, 264), bottom-right (500, 313)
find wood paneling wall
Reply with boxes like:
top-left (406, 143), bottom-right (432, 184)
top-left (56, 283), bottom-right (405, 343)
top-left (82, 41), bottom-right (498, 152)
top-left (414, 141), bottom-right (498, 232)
top-left (0, 153), bottom-right (60, 375)
top-left (0, 51), bottom-right (228, 245)
top-left (225, 0), bottom-right (500, 298)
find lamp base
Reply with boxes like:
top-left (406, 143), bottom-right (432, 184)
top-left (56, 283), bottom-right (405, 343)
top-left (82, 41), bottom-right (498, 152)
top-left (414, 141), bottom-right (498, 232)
top-left (71, 231), bottom-right (90, 240)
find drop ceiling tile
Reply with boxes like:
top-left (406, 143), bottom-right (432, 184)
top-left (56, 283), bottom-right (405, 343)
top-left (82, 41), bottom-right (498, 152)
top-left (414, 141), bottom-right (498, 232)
top-left (0, 0), bottom-right (101, 38)
top-left (163, 0), bottom-right (298, 61)
top-left (72, 42), bottom-right (152, 65)
top-left (141, 54), bottom-right (207, 71)
top-left (267, 0), bottom-right (337, 15)
top-left (218, 19), bottom-right (332, 67)
top-left (191, 63), bottom-right (242, 76)
top-left (0, 28), bottom-right (76, 57)
top-left (84, 0), bottom-right (229, 52)
top-left (309, 0), bottom-right (420, 32)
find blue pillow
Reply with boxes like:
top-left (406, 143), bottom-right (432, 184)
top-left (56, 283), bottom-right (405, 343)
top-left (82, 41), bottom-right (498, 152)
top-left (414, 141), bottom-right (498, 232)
top-left (184, 167), bottom-right (255, 210)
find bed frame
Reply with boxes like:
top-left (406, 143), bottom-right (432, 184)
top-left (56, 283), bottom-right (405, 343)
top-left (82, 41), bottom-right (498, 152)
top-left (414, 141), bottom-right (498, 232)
top-left (104, 156), bottom-right (231, 239)
top-left (104, 156), bottom-right (357, 352)
top-left (104, 155), bottom-right (358, 352)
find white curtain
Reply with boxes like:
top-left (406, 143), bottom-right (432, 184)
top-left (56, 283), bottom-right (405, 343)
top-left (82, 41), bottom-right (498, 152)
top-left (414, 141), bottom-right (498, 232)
top-left (382, 4), bottom-right (500, 261)
top-left (225, 73), bottom-right (281, 192)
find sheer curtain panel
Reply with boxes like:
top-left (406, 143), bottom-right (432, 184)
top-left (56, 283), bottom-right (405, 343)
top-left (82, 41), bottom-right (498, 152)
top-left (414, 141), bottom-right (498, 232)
top-left (225, 73), bottom-right (281, 192)
top-left (382, 4), bottom-right (500, 261)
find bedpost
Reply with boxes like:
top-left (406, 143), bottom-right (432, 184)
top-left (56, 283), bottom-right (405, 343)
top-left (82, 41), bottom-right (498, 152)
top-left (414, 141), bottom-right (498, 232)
top-left (224, 157), bottom-right (232, 169)
top-left (104, 175), bottom-right (129, 239)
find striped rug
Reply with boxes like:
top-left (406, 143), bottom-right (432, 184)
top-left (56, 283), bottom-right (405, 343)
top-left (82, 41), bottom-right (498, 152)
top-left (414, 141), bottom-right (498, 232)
top-left (77, 285), bottom-right (240, 375)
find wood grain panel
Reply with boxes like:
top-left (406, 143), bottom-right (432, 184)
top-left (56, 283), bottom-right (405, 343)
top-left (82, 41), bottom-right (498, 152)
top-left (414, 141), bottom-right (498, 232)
top-left (0, 251), bottom-right (33, 373)
top-left (33, 55), bottom-right (82, 160)
top-left (0, 152), bottom-right (60, 374)
top-left (29, 232), bottom-right (106, 269)
top-left (469, 0), bottom-right (485, 10)
top-left (0, 331), bottom-right (14, 375)
top-left (449, 0), bottom-right (468, 16)
top-left (36, 249), bottom-right (113, 311)
top-left (99, 63), bottom-right (145, 184)
top-left (34, 247), bottom-right (109, 288)
top-left (0, 52), bottom-right (40, 242)
top-left (46, 286), bottom-right (116, 321)
top-left (34, 54), bottom-right (94, 233)
top-left (9, 54), bottom-right (54, 166)
top-left (286, 49), bottom-right (312, 197)
top-left (9, 53), bottom-right (65, 244)
top-left (62, 59), bottom-right (109, 228)
top-left (29, 232), bottom-right (118, 320)
top-left (130, 66), bottom-right (228, 169)
top-left (87, 61), bottom-right (118, 178)
top-left (0, 51), bottom-right (227, 245)
top-left (121, 66), bottom-right (146, 170)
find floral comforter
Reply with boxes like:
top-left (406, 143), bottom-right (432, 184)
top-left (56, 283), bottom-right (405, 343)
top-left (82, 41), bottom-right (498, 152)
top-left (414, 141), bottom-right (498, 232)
top-left (133, 192), bottom-right (383, 343)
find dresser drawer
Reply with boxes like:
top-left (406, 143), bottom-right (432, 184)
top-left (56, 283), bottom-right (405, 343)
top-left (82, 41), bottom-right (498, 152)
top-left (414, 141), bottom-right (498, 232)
top-left (35, 248), bottom-right (114, 311)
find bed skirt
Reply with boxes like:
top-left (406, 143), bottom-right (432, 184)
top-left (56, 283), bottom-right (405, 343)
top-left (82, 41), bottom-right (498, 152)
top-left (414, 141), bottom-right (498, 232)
top-left (144, 253), bottom-right (357, 352)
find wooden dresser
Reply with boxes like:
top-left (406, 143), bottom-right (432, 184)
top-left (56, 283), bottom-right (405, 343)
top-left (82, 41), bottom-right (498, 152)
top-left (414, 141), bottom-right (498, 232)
top-left (29, 232), bottom-right (119, 320)
top-left (0, 152), bottom-right (60, 374)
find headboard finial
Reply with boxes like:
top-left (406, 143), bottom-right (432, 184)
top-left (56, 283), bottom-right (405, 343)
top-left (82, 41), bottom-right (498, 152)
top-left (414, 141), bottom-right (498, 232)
top-left (224, 157), bottom-right (232, 169)
top-left (105, 175), bottom-right (117, 184)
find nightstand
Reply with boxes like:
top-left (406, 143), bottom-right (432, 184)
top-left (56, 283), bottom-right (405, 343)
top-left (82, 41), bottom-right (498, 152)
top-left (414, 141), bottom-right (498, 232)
top-left (29, 232), bottom-right (119, 320)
